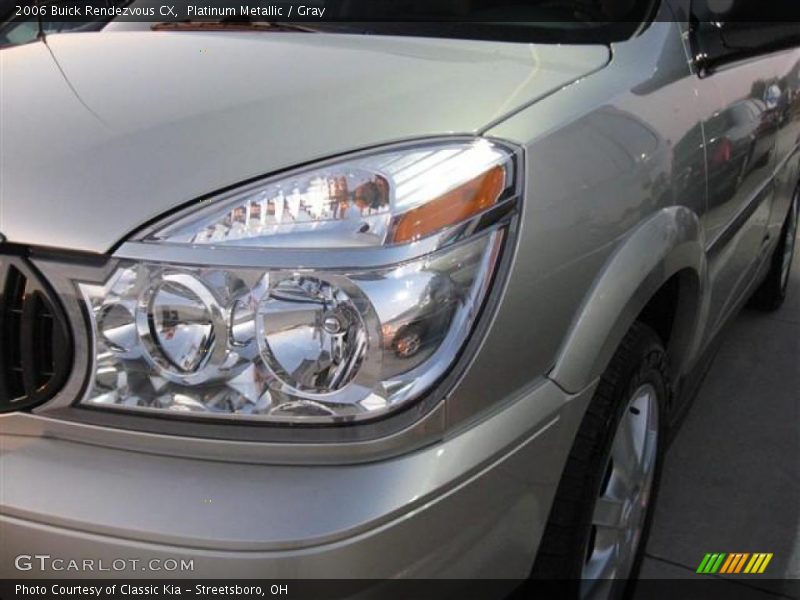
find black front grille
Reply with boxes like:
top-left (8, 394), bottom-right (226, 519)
top-left (0, 256), bottom-right (72, 411)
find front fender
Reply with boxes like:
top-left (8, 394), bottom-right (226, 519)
top-left (549, 206), bottom-right (707, 394)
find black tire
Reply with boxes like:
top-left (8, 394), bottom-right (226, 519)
top-left (529, 322), bottom-right (669, 597)
top-left (749, 189), bottom-right (799, 312)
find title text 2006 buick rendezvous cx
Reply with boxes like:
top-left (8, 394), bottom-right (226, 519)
top-left (1, 1), bottom-right (798, 597)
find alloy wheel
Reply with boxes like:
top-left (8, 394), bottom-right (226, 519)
top-left (581, 383), bottom-right (660, 598)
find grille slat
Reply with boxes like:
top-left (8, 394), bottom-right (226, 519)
top-left (0, 257), bottom-right (72, 411)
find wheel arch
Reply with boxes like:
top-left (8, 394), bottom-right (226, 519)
top-left (548, 206), bottom-right (708, 395)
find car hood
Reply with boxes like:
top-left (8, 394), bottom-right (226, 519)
top-left (0, 31), bottom-right (609, 253)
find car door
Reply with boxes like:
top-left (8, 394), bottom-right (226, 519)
top-left (686, 16), bottom-right (797, 341)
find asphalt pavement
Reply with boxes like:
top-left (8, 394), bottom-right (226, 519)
top-left (638, 235), bottom-right (800, 596)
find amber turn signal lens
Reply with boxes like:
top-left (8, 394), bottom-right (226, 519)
top-left (389, 165), bottom-right (506, 244)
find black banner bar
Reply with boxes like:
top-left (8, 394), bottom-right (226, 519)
top-left (5, 0), bottom-right (800, 23)
top-left (2, 579), bottom-right (800, 600)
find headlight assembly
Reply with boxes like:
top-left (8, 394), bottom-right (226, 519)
top-left (76, 139), bottom-right (521, 423)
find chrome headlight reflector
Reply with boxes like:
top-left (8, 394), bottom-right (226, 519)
top-left (77, 140), bottom-right (520, 423)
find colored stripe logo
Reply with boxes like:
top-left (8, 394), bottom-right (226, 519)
top-left (697, 553), bottom-right (773, 574)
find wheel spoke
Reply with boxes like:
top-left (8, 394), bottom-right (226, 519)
top-left (592, 496), bottom-right (625, 529)
top-left (611, 413), bottom-right (641, 485)
top-left (583, 544), bottom-right (618, 581)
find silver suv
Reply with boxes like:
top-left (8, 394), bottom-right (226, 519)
top-left (1, 1), bottom-right (798, 595)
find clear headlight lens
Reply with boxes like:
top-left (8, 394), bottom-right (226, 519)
top-left (77, 140), bottom-right (519, 423)
top-left (149, 139), bottom-right (511, 248)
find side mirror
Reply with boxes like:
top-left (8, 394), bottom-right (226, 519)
top-left (691, 1), bottom-right (800, 71)
top-left (695, 0), bottom-right (800, 22)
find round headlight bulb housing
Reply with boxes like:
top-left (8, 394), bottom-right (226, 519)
top-left (136, 272), bottom-right (226, 383)
top-left (256, 275), bottom-right (372, 395)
